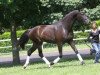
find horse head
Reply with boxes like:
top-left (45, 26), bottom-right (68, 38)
top-left (76, 11), bottom-right (90, 25)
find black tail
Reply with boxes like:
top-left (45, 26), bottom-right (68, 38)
top-left (17, 30), bottom-right (30, 49)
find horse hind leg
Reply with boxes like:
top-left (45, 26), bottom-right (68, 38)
top-left (23, 44), bottom-right (38, 69)
top-left (38, 44), bottom-right (50, 68)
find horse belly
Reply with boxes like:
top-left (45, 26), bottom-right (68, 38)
top-left (60, 32), bottom-right (74, 43)
top-left (63, 33), bottom-right (73, 42)
top-left (41, 29), bottom-right (56, 43)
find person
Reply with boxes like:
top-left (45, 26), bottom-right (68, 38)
top-left (87, 21), bottom-right (100, 63)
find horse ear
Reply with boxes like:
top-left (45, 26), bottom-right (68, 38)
top-left (76, 8), bottom-right (81, 12)
top-left (79, 9), bottom-right (83, 12)
top-left (75, 10), bottom-right (79, 12)
top-left (78, 9), bottom-right (80, 12)
top-left (78, 8), bottom-right (84, 13)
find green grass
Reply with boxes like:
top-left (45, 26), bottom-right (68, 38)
top-left (0, 58), bottom-right (100, 75)
top-left (0, 43), bottom-right (97, 75)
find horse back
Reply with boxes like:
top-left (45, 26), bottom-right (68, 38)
top-left (28, 24), bottom-right (74, 44)
top-left (28, 25), bottom-right (56, 42)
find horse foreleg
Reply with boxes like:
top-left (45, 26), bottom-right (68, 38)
top-left (23, 45), bottom-right (37, 69)
top-left (50, 44), bottom-right (63, 65)
top-left (38, 45), bottom-right (50, 68)
top-left (68, 40), bottom-right (85, 65)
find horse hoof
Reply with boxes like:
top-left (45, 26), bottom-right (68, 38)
top-left (48, 65), bottom-right (51, 68)
top-left (90, 51), bottom-right (93, 55)
top-left (50, 62), bottom-right (54, 65)
top-left (23, 66), bottom-right (26, 69)
top-left (81, 61), bottom-right (85, 65)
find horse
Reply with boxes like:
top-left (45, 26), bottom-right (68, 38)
top-left (17, 10), bottom-right (90, 69)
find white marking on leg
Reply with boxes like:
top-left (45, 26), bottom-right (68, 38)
top-left (23, 56), bottom-right (30, 68)
top-left (53, 57), bottom-right (60, 64)
top-left (42, 57), bottom-right (50, 67)
top-left (77, 53), bottom-right (83, 62)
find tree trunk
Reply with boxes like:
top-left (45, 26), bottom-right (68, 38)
top-left (10, 21), bottom-right (20, 64)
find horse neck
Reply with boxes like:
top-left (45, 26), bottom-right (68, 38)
top-left (61, 11), bottom-right (79, 31)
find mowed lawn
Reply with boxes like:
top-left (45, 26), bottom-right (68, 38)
top-left (0, 58), bottom-right (100, 75)
top-left (0, 43), bottom-right (98, 75)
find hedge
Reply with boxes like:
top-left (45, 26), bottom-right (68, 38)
top-left (0, 29), bottom-right (89, 53)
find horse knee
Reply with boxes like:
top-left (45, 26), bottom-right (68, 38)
top-left (96, 51), bottom-right (100, 54)
top-left (27, 50), bottom-right (33, 56)
top-left (28, 53), bottom-right (31, 56)
top-left (59, 55), bottom-right (63, 58)
top-left (75, 51), bottom-right (78, 54)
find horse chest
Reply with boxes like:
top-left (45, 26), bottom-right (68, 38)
top-left (67, 33), bottom-right (74, 39)
top-left (63, 32), bottom-right (74, 42)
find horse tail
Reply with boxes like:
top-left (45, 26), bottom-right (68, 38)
top-left (17, 30), bottom-right (30, 49)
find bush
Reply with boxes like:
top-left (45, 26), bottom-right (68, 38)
top-left (0, 32), bottom-right (10, 39)
top-left (96, 20), bottom-right (100, 26)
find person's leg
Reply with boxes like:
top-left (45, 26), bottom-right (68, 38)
top-left (97, 43), bottom-right (100, 61)
top-left (90, 43), bottom-right (96, 55)
top-left (92, 43), bottom-right (100, 63)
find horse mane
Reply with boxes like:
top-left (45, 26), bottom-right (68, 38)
top-left (52, 10), bottom-right (80, 25)
top-left (62, 10), bottom-right (79, 20)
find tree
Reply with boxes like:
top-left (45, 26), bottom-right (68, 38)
top-left (0, 0), bottom-right (49, 64)
top-left (4, 3), bottom-right (23, 64)
top-left (82, 0), bottom-right (100, 9)
top-left (0, 0), bottom-right (22, 64)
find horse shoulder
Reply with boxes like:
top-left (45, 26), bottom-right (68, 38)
top-left (67, 31), bottom-right (74, 40)
top-left (54, 26), bottom-right (66, 40)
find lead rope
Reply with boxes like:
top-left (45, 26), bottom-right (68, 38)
top-left (99, 27), bottom-right (100, 42)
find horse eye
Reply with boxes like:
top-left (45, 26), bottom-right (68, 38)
top-left (81, 13), bottom-right (84, 15)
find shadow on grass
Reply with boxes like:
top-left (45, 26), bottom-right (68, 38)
top-left (33, 56), bottom-right (95, 69)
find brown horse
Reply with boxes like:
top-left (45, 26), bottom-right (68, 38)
top-left (17, 10), bottom-right (90, 69)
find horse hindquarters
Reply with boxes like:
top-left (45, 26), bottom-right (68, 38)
top-left (17, 30), bottom-right (30, 49)
top-left (23, 43), bottom-right (38, 69)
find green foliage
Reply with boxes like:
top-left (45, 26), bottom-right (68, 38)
top-left (0, 0), bottom-right (100, 53)
top-left (82, 0), bottom-right (100, 9)
top-left (0, 30), bottom-right (25, 39)
top-left (96, 20), bottom-right (100, 26)
top-left (0, 32), bottom-right (10, 39)
top-left (0, 0), bottom-right (100, 30)
top-left (83, 5), bottom-right (100, 20)
top-left (0, 29), bottom-right (89, 40)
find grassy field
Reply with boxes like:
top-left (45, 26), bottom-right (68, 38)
top-left (0, 44), bottom-right (99, 75)
top-left (0, 58), bottom-right (100, 75)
